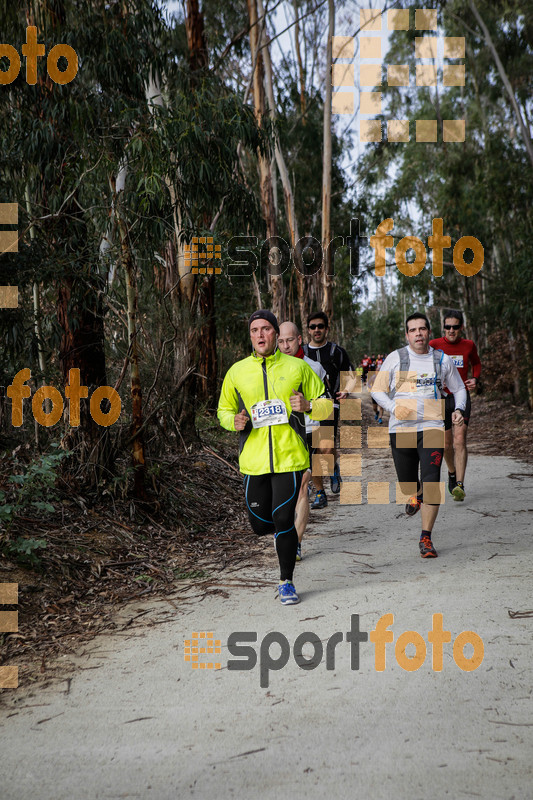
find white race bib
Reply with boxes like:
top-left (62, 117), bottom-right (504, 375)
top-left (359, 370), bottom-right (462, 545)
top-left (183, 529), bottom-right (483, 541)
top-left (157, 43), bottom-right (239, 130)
top-left (452, 355), bottom-right (464, 368)
top-left (251, 399), bottom-right (289, 428)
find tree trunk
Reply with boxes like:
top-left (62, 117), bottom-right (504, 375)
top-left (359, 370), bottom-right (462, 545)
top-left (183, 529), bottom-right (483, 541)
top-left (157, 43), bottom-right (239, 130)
top-left (258, 0), bottom-right (309, 325)
top-left (246, 0), bottom-right (283, 319)
top-left (57, 268), bottom-right (112, 481)
top-left (185, 0), bottom-right (218, 405)
top-left (293, 0), bottom-right (307, 122)
top-left (185, 0), bottom-right (208, 73)
top-left (508, 332), bottom-right (521, 399)
top-left (524, 331), bottom-right (533, 411)
top-left (24, 185), bottom-right (46, 380)
top-left (198, 274), bottom-right (217, 403)
top-left (116, 195), bottom-right (146, 500)
top-left (320, 0), bottom-right (335, 322)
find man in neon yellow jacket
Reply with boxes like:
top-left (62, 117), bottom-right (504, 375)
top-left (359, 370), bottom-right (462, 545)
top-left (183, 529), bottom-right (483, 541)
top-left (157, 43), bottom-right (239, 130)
top-left (218, 310), bottom-right (332, 605)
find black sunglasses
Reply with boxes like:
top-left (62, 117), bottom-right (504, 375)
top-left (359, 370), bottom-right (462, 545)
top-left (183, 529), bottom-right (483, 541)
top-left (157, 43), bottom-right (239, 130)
top-left (444, 324), bottom-right (461, 330)
top-left (309, 323), bottom-right (326, 330)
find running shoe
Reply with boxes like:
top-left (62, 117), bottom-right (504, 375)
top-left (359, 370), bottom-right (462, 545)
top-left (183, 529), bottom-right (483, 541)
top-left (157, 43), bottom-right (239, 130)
top-left (405, 495), bottom-right (421, 516)
top-left (374, 413), bottom-right (379, 420)
top-left (377, 417), bottom-right (383, 425)
top-left (278, 580), bottom-right (300, 604)
top-left (330, 462), bottom-right (342, 494)
top-left (452, 481), bottom-right (465, 501)
top-left (311, 490), bottom-right (327, 509)
top-left (419, 535), bottom-right (438, 558)
top-left (296, 544), bottom-right (302, 561)
top-left (448, 472), bottom-right (457, 496)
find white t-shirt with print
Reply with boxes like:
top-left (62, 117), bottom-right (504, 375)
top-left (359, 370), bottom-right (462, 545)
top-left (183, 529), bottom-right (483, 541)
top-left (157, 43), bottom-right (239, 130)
top-left (370, 346), bottom-right (467, 433)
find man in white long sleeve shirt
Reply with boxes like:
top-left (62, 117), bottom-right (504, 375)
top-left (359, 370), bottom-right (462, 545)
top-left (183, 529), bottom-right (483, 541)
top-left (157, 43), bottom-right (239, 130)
top-left (371, 312), bottom-right (467, 558)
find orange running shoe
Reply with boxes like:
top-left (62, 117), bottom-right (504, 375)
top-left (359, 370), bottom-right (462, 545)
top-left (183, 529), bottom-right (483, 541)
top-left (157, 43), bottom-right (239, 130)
top-left (419, 535), bottom-right (438, 558)
top-left (405, 495), bottom-right (421, 517)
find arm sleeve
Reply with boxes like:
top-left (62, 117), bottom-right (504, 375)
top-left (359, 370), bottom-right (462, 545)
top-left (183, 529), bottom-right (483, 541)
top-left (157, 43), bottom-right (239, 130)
top-left (217, 369), bottom-right (239, 431)
top-left (302, 364), bottom-right (333, 422)
top-left (444, 359), bottom-right (467, 411)
top-left (370, 354), bottom-right (397, 414)
top-left (470, 342), bottom-right (482, 379)
top-left (340, 347), bottom-right (353, 371)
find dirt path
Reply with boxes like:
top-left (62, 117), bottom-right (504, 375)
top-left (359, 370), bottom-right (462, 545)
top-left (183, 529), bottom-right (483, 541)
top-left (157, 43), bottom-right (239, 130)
top-left (1, 409), bottom-right (532, 799)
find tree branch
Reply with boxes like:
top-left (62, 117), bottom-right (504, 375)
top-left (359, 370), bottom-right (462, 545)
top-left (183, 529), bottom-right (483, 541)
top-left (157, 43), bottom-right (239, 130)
top-left (468, 0), bottom-right (533, 170)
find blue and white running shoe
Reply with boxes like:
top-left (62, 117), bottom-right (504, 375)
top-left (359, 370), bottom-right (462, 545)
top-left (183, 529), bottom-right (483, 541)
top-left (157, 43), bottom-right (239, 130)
top-left (278, 581), bottom-right (300, 605)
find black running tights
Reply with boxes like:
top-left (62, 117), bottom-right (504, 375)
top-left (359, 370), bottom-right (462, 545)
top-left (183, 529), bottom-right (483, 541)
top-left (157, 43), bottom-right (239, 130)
top-left (244, 471), bottom-right (303, 581)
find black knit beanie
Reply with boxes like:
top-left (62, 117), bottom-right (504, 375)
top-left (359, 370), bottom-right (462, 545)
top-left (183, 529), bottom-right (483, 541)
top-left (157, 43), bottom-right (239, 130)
top-left (248, 309), bottom-right (280, 334)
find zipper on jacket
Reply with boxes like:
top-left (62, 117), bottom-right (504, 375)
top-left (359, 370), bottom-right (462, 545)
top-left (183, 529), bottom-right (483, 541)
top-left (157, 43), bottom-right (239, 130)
top-left (262, 358), bottom-right (275, 473)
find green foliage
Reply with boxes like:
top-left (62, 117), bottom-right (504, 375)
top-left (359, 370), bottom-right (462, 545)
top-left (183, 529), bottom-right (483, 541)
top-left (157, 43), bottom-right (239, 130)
top-left (3, 537), bottom-right (48, 567)
top-left (354, 302), bottom-right (405, 362)
top-left (0, 448), bottom-right (68, 565)
top-left (0, 449), bottom-right (67, 528)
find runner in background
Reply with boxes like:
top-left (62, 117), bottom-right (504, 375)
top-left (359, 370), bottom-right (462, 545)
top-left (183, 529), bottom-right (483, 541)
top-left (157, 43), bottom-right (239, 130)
top-left (361, 354), bottom-right (371, 386)
top-left (277, 321), bottom-right (328, 561)
top-left (368, 356), bottom-right (385, 424)
top-left (303, 311), bottom-right (354, 508)
top-left (371, 313), bottom-right (466, 558)
top-left (429, 309), bottom-right (482, 501)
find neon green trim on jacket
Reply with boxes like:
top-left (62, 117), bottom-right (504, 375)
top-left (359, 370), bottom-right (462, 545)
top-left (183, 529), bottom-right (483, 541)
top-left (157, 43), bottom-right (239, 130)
top-left (217, 349), bottom-right (332, 475)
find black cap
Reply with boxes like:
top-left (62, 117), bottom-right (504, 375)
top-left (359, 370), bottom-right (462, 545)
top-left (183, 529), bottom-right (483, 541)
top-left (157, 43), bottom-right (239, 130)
top-left (248, 309), bottom-right (280, 334)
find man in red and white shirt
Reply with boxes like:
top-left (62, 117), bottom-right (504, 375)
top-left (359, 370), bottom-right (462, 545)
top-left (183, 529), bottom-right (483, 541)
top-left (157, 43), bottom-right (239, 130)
top-left (430, 309), bottom-right (481, 502)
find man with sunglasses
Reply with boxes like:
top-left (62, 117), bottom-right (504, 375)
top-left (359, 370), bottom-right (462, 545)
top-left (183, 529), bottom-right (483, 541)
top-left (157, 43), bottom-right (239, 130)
top-left (430, 309), bottom-right (481, 502)
top-left (303, 311), bottom-right (354, 508)
top-left (217, 310), bottom-right (332, 605)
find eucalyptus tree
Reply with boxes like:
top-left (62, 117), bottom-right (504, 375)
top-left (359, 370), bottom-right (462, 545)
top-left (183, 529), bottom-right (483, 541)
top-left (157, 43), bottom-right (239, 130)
top-left (0, 0), bottom-right (165, 480)
top-left (356, 0), bottom-right (533, 403)
top-left (0, 0), bottom-right (265, 494)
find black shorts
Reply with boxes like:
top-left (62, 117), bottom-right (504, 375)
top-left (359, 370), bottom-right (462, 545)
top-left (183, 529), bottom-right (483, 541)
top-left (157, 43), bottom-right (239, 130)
top-left (390, 431), bottom-right (444, 505)
top-left (444, 391), bottom-right (471, 430)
